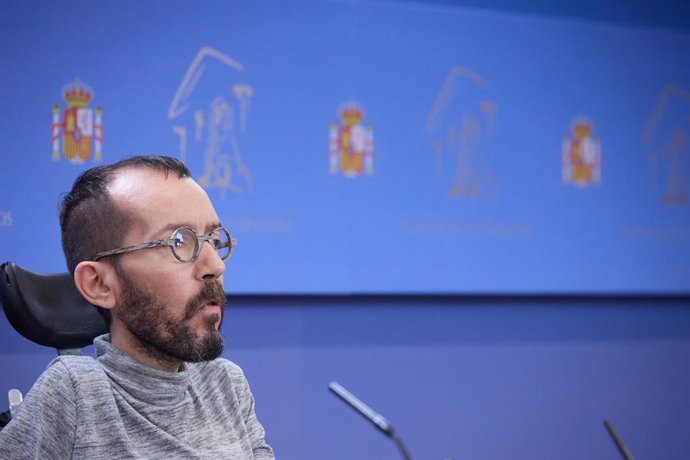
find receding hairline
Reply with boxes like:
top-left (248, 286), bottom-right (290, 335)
top-left (105, 167), bottom-right (215, 241)
top-left (105, 165), bottom-right (204, 208)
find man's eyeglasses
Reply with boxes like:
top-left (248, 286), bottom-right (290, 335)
top-left (92, 227), bottom-right (236, 263)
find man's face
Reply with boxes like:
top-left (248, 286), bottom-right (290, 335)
top-left (116, 266), bottom-right (226, 362)
top-left (107, 168), bottom-right (228, 363)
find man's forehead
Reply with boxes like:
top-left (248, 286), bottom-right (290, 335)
top-left (108, 167), bottom-right (194, 197)
top-left (107, 167), bottom-right (218, 231)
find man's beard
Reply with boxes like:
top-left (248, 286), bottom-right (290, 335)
top-left (116, 271), bottom-right (227, 364)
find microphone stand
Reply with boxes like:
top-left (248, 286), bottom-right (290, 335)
top-left (604, 419), bottom-right (634, 460)
top-left (390, 430), bottom-right (413, 460)
top-left (329, 381), bottom-right (412, 460)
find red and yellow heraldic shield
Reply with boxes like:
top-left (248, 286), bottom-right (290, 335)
top-left (52, 78), bottom-right (103, 164)
top-left (329, 101), bottom-right (374, 178)
top-left (62, 106), bottom-right (94, 162)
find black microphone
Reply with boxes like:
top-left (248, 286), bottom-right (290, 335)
top-left (328, 381), bottom-right (412, 460)
top-left (603, 419), bottom-right (635, 460)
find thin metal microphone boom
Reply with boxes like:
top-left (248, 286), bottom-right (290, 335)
top-left (328, 381), bottom-right (412, 460)
top-left (604, 419), bottom-right (635, 460)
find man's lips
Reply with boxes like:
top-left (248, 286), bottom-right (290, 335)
top-left (199, 302), bottom-right (221, 313)
top-left (184, 281), bottom-right (226, 320)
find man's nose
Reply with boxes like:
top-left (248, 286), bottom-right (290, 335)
top-left (195, 240), bottom-right (226, 281)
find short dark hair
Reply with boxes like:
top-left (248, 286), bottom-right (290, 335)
top-left (59, 155), bottom-right (191, 275)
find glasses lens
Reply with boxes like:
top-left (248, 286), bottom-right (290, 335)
top-left (212, 227), bottom-right (232, 261)
top-left (171, 228), bottom-right (199, 262)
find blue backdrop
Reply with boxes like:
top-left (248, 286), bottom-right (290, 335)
top-left (2, 0), bottom-right (689, 294)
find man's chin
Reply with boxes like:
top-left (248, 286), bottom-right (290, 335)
top-left (189, 332), bottom-right (224, 362)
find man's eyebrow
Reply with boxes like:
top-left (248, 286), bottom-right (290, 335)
top-left (206, 222), bottom-right (222, 233)
top-left (155, 222), bottom-right (222, 237)
top-left (154, 223), bottom-right (183, 237)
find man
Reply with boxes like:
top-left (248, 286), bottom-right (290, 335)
top-left (0, 155), bottom-right (273, 459)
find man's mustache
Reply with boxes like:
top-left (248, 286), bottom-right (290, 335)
top-left (184, 281), bottom-right (226, 320)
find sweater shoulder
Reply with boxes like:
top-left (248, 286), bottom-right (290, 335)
top-left (46, 354), bottom-right (103, 381)
top-left (49, 353), bottom-right (99, 370)
top-left (41, 355), bottom-right (111, 399)
top-left (29, 354), bottom-right (97, 388)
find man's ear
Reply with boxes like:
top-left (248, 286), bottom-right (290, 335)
top-left (73, 261), bottom-right (118, 310)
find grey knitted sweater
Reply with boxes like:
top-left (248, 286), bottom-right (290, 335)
top-left (0, 334), bottom-right (274, 459)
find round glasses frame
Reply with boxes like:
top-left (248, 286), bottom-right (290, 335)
top-left (92, 226), bottom-right (236, 263)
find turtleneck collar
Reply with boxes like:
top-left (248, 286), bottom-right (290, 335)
top-left (94, 334), bottom-right (190, 406)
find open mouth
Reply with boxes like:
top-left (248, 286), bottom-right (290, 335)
top-left (200, 302), bottom-right (221, 313)
top-left (185, 283), bottom-right (226, 320)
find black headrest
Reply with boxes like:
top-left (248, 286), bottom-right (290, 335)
top-left (0, 261), bottom-right (108, 350)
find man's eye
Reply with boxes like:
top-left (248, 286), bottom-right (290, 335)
top-left (173, 230), bottom-right (192, 247)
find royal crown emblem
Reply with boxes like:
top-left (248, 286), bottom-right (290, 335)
top-left (329, 101), bottom-right (374, 177)
top-left (562, 118), bottom-right (601, 187)
top-left (51, 78), bottom-right (103, 163)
